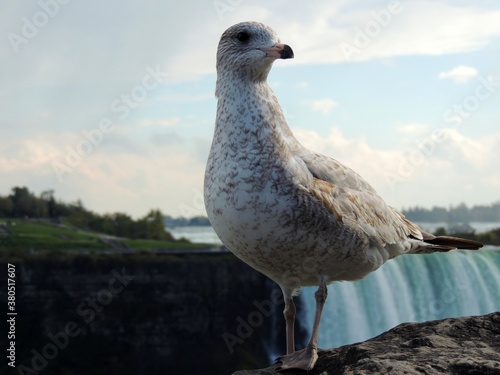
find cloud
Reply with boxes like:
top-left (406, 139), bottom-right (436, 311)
top-left (292, 126), bottom-right (399, 187)
top-left (139, 117), bottom-right (180, 128)
top-left (397, 124), bottom-right (430, 137)
top-left (0, 129), bottom-right (208, 218)
top-left (0, 0), bottom-right (500, 97)
top-left (222, 1), bottom-right (500, 64)
top-left (311, 98), bottom-right (338, 114)
top-left (2, 1), bottom-right (499, 219)
top-left (6, 1), bottom-right (499, 87)
top-left (2, 1), bottom-right (500, 94)
top-left (291, 125), bottom-right (500, 209)
top-left (439, 66), bottom-right (479, 84)
top-left (297, 81), bottom-right (309, 89)
top-left (437, 128), bottom-right (488, 167)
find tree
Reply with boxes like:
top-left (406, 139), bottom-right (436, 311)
top-left (138, 209), bottom-right (174, 241)
top-left (0, 187), bottom-right (181, 242)
top-left (112, 213), bottom-right (134, 238)
top-left (41, 190), bottom-right (58, 218)
top-left (9, 186), bottom-right (48, 217)
top-left (0, 196), bottom-right (13, 216)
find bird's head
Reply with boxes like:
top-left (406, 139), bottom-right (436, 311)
top-left (216, 21), bottom-right (294, 83)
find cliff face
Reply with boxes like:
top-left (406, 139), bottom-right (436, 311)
top-left (1, 253), bottom-right (306, 375)
top-left (234, 312), bottom-right (500, 375)
top-left (5, 253), bottom-right (497, 375)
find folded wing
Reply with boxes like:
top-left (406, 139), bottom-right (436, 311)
top-left (295, 151), bottom-right (483, 254)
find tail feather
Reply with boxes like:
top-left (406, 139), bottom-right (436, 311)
top-left (421, 231), bottom-right (483, 251)
top-left (424, 235), bottom-right (483, 250)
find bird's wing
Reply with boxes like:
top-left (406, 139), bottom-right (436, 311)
top-left (297, 150), bottom-right (378, 194)
top-left (293, 150), bottom-right (424, 251)
top-left (293, 150), bottom-right (482, 252)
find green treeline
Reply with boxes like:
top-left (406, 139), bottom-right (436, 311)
top-left (0, 186), bottom-right (174, 241)
top-left (402, 202), bottom-right (500, 223)
top-left (164, 215), bottom-right (211, 227)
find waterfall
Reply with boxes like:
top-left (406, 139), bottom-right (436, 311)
top-left (299, 248), bottom-right (500, 349)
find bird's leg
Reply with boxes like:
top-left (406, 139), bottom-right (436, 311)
top-left (278, 278), bottom-right (328, 371)
top-left (283, 296), bottom-right (296, 354)
top-left (307, 278), bottom-right (328, 350)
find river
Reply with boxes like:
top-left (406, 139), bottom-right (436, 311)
top-left (167, 222), bottom-right (500, 246)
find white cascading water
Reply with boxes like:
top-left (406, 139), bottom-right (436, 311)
top-left (299, 248), bottom-right (500, 349)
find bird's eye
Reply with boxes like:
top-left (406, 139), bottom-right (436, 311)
top-left (236, 32), bottom-right (250, 43)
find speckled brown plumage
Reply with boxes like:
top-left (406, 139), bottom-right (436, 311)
top-left (204, 21), bottom-right (483, 371)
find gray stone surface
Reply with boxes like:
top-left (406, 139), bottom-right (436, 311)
top-left (234, 312), bottom-right (500, 375)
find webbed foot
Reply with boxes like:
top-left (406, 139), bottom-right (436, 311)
top-left (276, 346), bottom-right (318, 372)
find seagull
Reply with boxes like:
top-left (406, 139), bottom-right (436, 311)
top-left (204, 21), bottom-right (483, 371)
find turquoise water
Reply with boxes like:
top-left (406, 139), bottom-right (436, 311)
top-left (300, 248), bottom-right (500, 348)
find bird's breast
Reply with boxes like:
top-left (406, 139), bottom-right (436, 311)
top-left (205, 125), bottom-right (298, 246)
top-left (204, 136), bottom-right (369, 285)
top-left (204, 88), bottom-right (379, 286)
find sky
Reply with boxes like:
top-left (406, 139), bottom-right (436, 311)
top-left (1, 0), bottom-right (500, 218)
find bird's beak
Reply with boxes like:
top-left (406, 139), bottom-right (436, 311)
top-left (262, 43), bottom-right (294, 60)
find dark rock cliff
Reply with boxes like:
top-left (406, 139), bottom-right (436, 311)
top-left (234, 312), bottom-right (500, 375)
top-left (4, 253), bottom-right (497, 375)
top-left (0, 253), bottom-right (307, 375)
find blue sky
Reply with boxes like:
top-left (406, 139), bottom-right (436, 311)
top-left (1, 1), bottom-right (500, 218)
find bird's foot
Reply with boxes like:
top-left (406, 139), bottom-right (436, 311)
top-left (276, 346), bottom-right (318, 372)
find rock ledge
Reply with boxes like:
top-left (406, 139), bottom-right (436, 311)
top-left (233, 312), bottom-right (500, 375)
